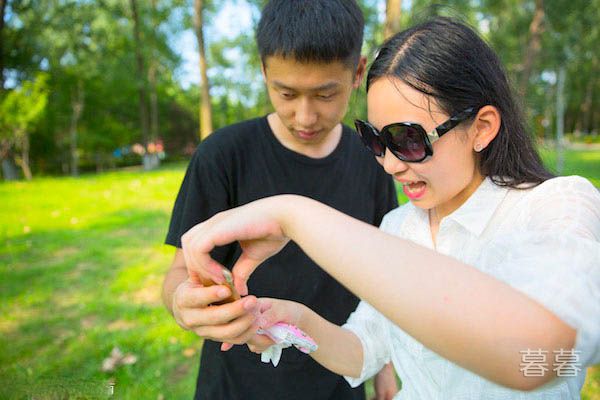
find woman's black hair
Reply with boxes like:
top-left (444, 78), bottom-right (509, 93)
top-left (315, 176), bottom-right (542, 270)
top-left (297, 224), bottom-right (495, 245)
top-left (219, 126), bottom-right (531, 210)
top-left (367, 17), bottom-right (553, 187)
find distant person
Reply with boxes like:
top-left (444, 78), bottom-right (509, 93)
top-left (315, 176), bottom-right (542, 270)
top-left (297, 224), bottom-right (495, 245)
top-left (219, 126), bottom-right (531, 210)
top-left (162, 1), bottom-right (399, 399)
top-left (182, 17), bottom-right (600, 399)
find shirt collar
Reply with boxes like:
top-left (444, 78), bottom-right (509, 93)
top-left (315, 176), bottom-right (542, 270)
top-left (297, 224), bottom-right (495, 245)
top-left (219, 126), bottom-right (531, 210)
top-left (443, 177), bottom-right (509, 237)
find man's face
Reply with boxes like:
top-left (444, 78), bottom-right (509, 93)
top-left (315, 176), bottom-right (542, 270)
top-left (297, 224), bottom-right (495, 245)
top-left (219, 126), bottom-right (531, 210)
top-left (262, 55), bottom-right (364, 150)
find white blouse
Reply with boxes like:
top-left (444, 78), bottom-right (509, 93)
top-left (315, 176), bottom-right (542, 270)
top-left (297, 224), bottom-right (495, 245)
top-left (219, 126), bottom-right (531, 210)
top-left (343, 176), bottom-right (600, 399)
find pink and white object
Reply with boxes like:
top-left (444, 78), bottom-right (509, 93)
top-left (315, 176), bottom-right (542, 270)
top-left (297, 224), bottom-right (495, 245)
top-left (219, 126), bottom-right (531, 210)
top-left (257, 323), bottom-right (318, 367)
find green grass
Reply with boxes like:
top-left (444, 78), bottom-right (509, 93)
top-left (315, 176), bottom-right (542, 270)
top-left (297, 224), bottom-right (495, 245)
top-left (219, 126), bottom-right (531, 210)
top-left (0, 147), bottom-right (598, 399)
top-left (0, 164), bottom-right (199, 399)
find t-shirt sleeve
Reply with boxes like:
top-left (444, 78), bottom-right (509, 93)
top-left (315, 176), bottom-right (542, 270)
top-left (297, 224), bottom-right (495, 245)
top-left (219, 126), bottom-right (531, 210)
top-left (165, 140), bottom-right (231, 248)
top-left (478, 176), bottom-right (600, 366)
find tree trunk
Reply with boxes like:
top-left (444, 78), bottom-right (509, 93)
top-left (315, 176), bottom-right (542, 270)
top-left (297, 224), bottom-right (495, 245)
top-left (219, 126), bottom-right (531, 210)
top-left (1, 139), bottom-right (18, 180)
top-left (194, 0), bottom-right (213, 140)
top-left (130, 0), bottom-right (152, 168)
top-left (148, 0), bottom-right (160, 168)
top-left (69, 80), bottom-right (84, 176)
top-left (384, 0), bottom-right (402, 40)
top-left (0, 0), bottom-right (7, 91)
top-left (519, 0), bottom-right (544, 97)
top-left (580, 57), bottom-right (597, 134)
top-left (15, 131), bottom-right (32, 180)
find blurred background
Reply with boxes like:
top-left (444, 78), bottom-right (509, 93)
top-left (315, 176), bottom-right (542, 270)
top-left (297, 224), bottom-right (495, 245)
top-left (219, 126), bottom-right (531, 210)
top-left (0, 0), bottom-right (598, 398)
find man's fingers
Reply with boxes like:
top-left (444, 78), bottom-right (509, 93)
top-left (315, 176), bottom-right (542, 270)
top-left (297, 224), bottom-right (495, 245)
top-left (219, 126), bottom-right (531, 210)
top-left (177, 284), bottom-right (231, 308)
top-left (194, 312), bottom-right (257, 341)
top-left (180, 296), bottom-right (257, 328)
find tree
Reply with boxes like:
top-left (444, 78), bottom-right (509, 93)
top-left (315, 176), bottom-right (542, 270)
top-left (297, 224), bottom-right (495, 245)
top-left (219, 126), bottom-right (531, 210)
top-left (0, 73), bottom-right (49, 180)
top-left (519, 0), bottom-right (544, 97)
top-left (194, 0), bottom-right (213, 140)
top-left (0, 0), bottom-right (6, 90)
top-left (129, 0), bottom-right (152, 169)
top-left (384, 0), bottom-right (402, 39)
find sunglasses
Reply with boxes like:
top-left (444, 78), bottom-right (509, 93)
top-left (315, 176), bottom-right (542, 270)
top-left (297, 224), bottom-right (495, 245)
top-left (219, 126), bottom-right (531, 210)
top-left (354, 107), bottom-right (477, 162)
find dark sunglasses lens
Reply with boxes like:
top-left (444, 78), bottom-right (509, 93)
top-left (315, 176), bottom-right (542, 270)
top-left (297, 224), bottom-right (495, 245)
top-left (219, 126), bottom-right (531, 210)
top-left (387, 125), bottom-right (426, 161)
top-left (356, 122), bottom-right (385, 156)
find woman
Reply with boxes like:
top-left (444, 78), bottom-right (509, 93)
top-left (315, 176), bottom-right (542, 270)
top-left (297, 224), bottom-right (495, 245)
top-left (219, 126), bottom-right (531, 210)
top-left (181, 18), bottom-right (600, 398)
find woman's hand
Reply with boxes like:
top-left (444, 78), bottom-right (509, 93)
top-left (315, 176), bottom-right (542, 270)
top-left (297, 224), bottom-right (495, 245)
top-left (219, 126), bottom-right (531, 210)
top-left (246, 298), bottom-right (306, 354)
top-left (181, 197), bottom-right (291, 296)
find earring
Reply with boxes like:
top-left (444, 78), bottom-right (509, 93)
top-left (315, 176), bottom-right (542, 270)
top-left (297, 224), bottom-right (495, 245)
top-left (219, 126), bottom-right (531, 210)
top-left (474, 143), bottom-right (484, 152)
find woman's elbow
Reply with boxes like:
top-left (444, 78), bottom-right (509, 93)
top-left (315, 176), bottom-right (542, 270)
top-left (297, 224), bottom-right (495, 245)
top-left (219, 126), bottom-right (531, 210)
top-left (505, 321), bottom-right (577, 391)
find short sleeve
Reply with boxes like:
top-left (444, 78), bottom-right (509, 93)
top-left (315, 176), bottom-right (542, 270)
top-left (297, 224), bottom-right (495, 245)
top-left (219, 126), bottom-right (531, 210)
top-left (478, 176), bottom-right (600, 366)
top-left (165, 138), bottom-right (231, 248)
top-left (341, 301), bottom-right (392, 387)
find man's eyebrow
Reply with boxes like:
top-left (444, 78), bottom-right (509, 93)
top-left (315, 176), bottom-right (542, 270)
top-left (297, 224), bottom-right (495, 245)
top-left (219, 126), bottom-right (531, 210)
top-left (271, 81), bottom-right (340, 92)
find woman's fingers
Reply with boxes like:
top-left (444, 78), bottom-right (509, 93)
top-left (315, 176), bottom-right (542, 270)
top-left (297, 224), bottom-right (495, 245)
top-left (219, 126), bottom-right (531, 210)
top-left (231, 253), bottom-right (265, 296)
top-left (247, 334), bottom-right (275, 353)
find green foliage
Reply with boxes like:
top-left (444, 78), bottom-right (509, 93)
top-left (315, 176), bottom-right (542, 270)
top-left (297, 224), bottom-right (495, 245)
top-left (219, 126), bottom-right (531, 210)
top-left (0, 72), bottom-right (49, 142)
top-left (2, 0), bottom-right (599, 179)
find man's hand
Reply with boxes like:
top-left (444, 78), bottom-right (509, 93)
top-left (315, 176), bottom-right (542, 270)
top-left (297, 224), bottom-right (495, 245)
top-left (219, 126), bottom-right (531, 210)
top-left (171, 278), bottom-right (261, 347)
top-left (372, 362), bottom-right (399, 400)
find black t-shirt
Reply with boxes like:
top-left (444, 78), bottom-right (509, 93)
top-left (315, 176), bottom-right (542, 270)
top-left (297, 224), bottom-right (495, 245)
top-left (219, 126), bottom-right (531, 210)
top-left (166, 116), bottom-right (398, 400)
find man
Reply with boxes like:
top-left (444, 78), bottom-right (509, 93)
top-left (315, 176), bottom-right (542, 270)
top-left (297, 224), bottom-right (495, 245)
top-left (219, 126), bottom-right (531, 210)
top-left (162, 1), bottom-right (399, 399)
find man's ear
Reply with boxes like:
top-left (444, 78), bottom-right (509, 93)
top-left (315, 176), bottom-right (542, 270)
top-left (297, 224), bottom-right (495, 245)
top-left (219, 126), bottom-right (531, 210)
top-left (472, 105), bottom-right (501, 152)
top-left (261, 60), bottom-right (267, 82)
top-left (353, 56), bottom-right (367, 89)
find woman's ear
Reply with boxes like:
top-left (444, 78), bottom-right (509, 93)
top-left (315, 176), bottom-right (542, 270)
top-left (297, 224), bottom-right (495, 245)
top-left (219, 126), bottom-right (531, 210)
top-left (471, 105), bottom-right (501, 152)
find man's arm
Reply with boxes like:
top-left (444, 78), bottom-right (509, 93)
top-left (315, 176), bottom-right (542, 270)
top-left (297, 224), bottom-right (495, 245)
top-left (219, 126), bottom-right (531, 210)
top-left (372, 363), bottom-right (398, 400)
top-left (162, 249), bottom-right (189, 316)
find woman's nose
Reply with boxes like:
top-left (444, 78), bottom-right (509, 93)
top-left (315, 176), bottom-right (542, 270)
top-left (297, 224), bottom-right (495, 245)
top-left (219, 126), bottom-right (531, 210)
top-left (382, 149), bottom-right (409, 176)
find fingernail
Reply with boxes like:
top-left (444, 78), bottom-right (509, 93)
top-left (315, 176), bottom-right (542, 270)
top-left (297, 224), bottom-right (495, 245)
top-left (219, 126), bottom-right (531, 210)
top-left (221, 342), bottom-right (233, 351)
top-left (217, 288), bottom-right (229, 299)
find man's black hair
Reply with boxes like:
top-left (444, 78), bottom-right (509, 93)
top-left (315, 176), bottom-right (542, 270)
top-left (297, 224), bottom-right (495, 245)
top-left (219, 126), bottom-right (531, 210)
top-left (256, 0), bottom-right (364, 68)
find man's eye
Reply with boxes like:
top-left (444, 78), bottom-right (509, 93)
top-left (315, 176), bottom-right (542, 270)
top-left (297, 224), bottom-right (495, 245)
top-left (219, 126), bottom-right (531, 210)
top-left (317, 93), bottom-right (335, 100)
top-left (280, 92), bottom-right (295, 99)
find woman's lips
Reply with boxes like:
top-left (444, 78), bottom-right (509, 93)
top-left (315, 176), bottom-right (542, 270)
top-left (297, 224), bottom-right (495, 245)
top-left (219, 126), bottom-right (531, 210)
top-left (398, 180), bottom-right (427, 200)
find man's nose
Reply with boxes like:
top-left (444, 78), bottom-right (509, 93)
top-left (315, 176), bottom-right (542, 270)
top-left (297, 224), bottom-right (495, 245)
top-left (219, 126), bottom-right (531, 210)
top-left (295, 98), bottom-right (318, 128)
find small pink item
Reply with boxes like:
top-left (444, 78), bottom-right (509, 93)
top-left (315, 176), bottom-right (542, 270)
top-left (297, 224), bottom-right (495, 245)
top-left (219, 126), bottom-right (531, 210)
top-left (257, 323), bottom-right (318, 366)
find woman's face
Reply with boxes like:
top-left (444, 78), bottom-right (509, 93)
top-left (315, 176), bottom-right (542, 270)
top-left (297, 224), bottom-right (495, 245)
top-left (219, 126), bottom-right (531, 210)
top-left (367, 78), bottom-right (484, 219)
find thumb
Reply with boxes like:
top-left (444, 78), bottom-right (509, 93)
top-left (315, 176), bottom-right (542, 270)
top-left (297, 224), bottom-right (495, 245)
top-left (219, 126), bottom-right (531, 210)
top-left (231, 253), bottom-right (263, 296)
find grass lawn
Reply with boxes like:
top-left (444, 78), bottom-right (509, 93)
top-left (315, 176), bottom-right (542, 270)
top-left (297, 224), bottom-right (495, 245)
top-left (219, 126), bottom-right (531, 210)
top-left (1, 147), bottom-right (599, 399)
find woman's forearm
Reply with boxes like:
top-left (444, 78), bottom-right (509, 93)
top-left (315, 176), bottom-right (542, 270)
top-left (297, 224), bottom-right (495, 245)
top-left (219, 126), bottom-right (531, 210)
top-left (277, 195), bottom-right (575, 390)
top-left (296, 303), bottom-right (364, 378)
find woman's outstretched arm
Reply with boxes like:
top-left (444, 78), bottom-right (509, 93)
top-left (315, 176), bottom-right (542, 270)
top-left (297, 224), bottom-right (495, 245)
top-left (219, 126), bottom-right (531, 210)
top-left (182, 194), bottom-right (576, 390)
